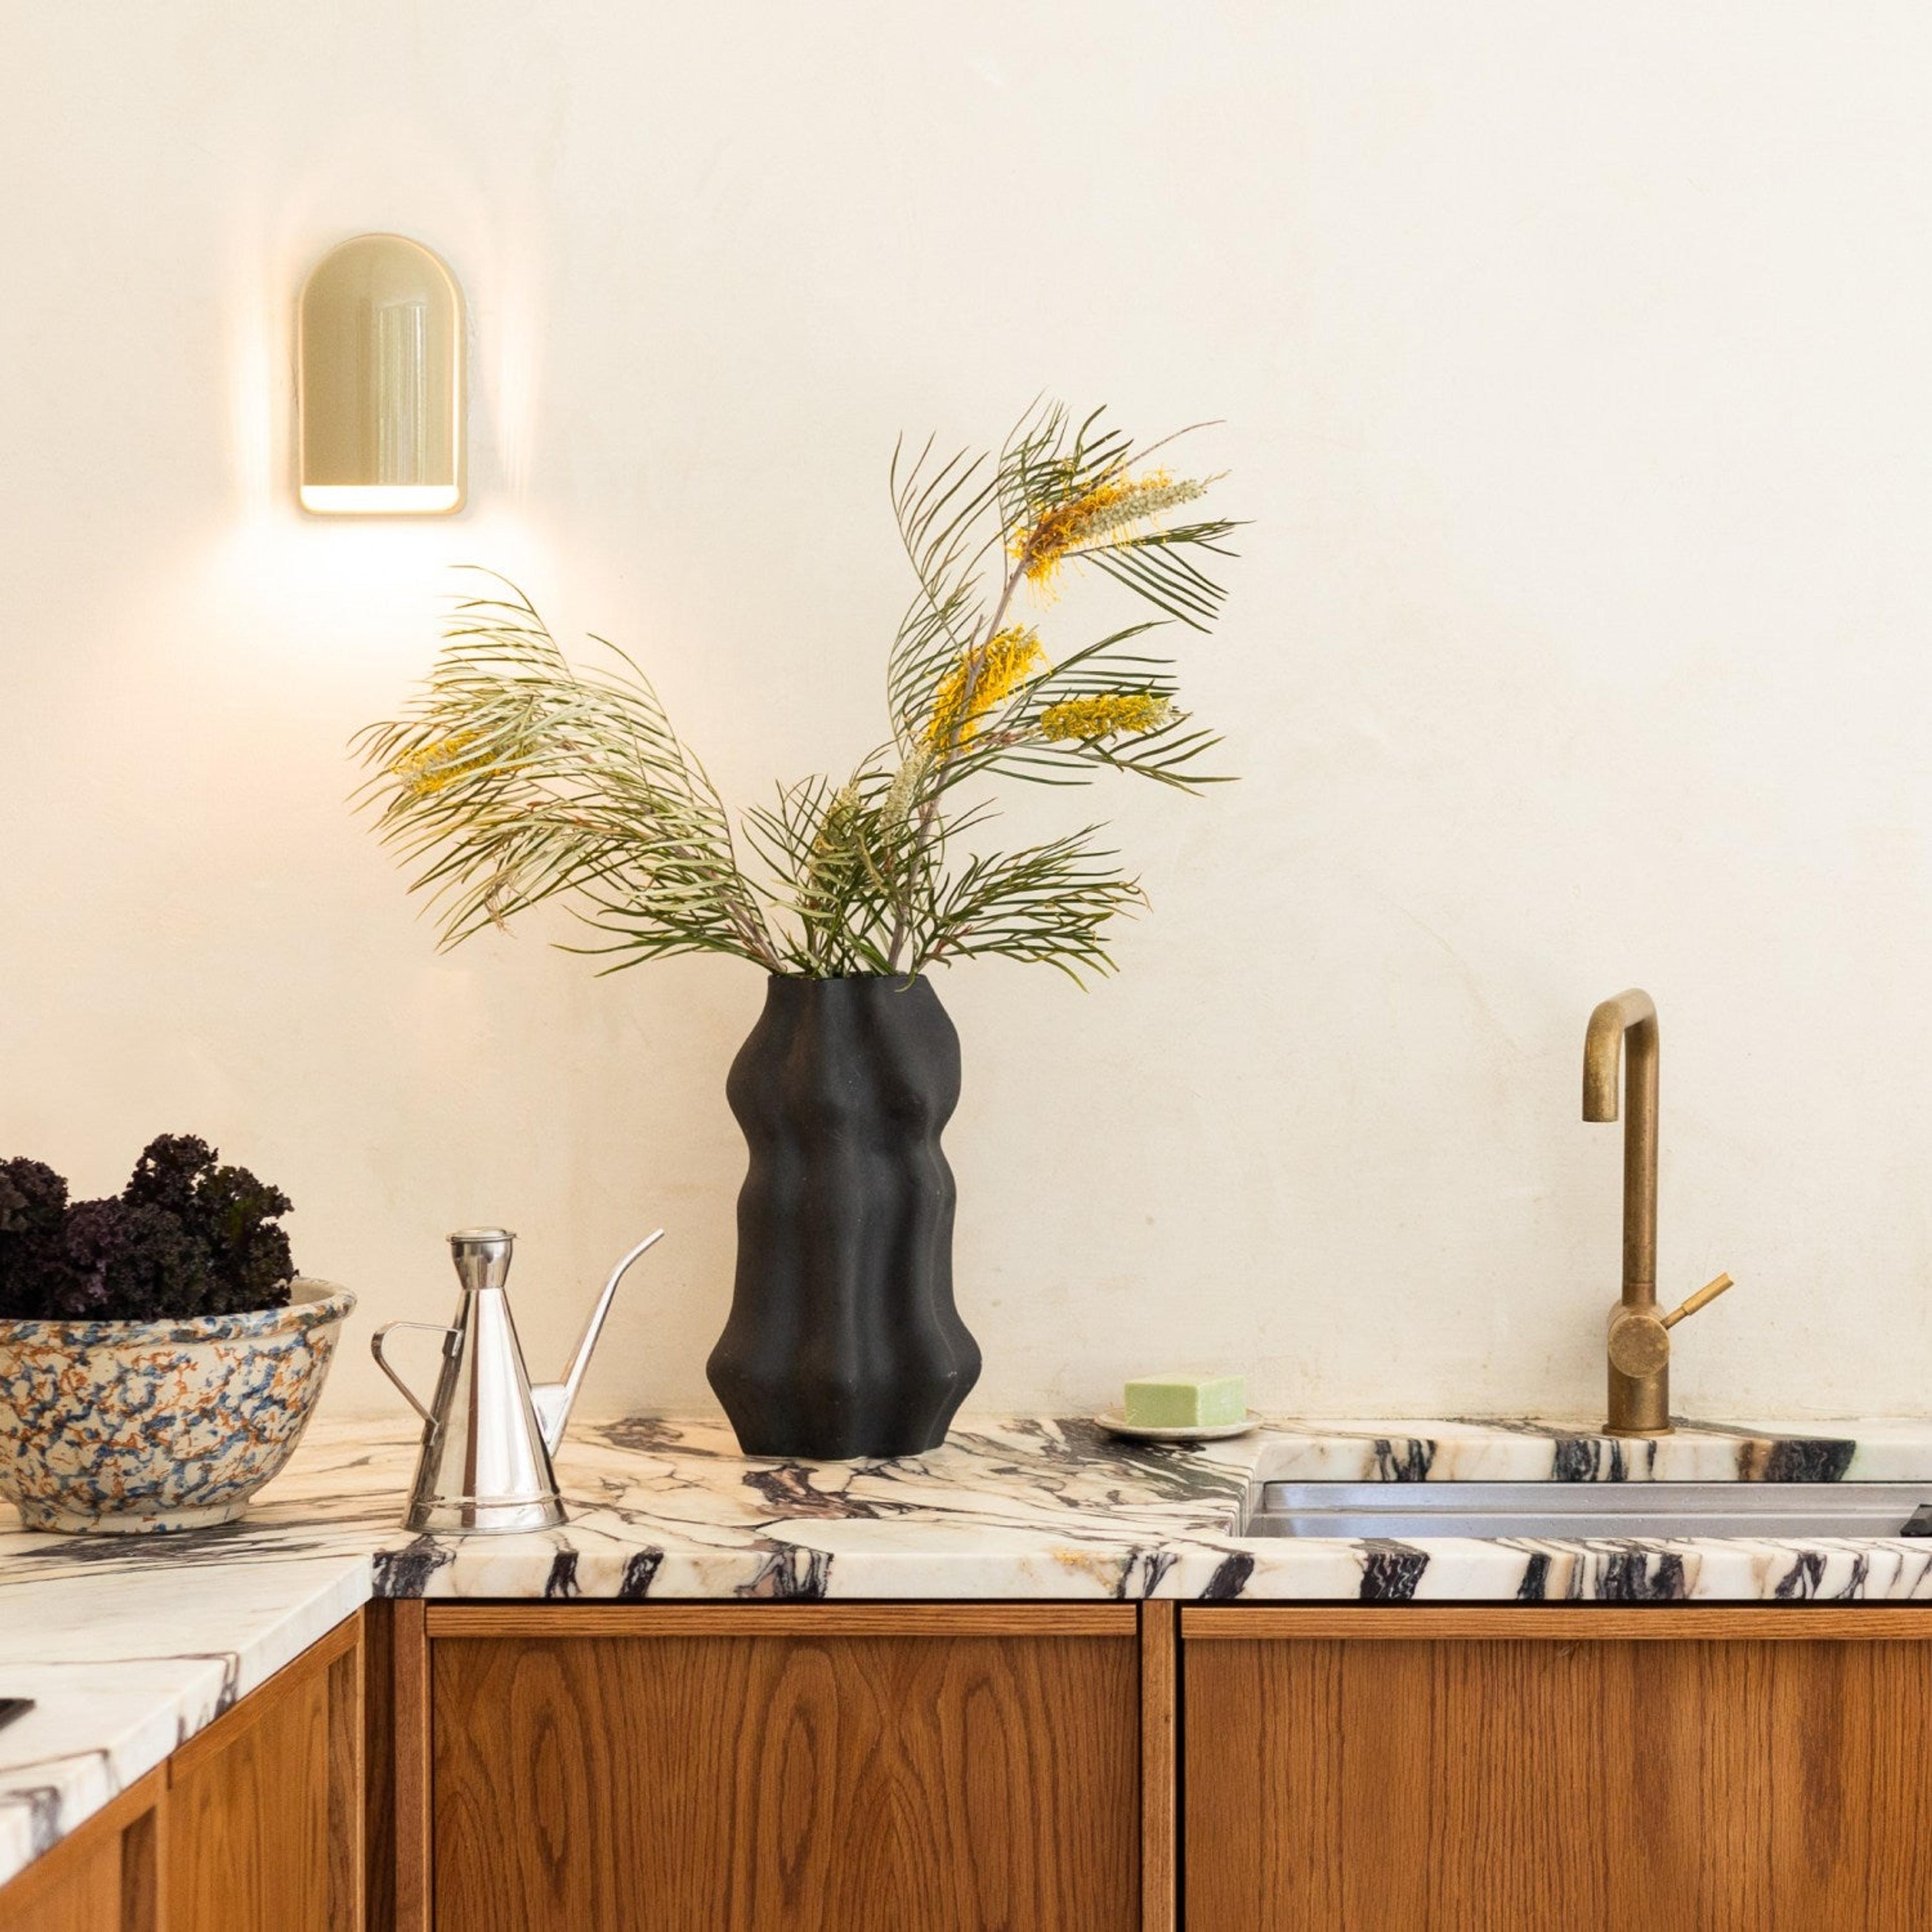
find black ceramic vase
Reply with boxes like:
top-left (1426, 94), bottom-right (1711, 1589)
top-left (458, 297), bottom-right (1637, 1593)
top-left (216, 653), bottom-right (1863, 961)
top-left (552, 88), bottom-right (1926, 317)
top-left (706, 974), bottom-right (981, 1459)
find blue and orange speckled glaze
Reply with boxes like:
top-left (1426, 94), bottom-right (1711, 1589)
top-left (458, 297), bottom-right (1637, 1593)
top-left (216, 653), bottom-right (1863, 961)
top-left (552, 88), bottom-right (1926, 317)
top-left (0, 1279), bottom-right (354, 1534)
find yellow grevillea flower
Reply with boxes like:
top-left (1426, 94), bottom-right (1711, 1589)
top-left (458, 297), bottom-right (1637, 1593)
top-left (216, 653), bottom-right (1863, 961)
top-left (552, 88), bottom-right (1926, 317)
top-left (391, 731), bottom-right (490, 798)
top-left (925, 627), bottom-right (1044, 751)
top-left (1038, 692), bottom-right (1176, 742)
top-left (1011, 470), bottom-right (1210, 583)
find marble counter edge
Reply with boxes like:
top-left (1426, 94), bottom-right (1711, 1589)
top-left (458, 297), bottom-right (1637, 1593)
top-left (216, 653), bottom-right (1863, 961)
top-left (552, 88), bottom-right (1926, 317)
top-left (9, 1410), bottom-right (1932, 1889)
top-left (0, 1556), bottom-right (372, 1889)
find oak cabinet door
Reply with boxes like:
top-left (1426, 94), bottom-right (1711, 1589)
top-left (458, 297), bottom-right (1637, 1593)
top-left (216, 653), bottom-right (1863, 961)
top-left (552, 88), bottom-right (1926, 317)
top-left (167, 1612), bottom-right (364, 1932)
top-left (1183, 1607), bottom-right (1932, 1932)
top-left (427, 1607), bottom-right (1142, 1932)
top-left (0, 1834), bottom-right (121, 1932)
top-left (0, 1768), bottom-right (163, 1932)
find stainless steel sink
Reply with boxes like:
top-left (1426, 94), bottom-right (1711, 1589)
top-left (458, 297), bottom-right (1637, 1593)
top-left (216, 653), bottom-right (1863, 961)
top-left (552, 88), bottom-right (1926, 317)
top-left (1241, 1481), bottom-right (1932, 1542)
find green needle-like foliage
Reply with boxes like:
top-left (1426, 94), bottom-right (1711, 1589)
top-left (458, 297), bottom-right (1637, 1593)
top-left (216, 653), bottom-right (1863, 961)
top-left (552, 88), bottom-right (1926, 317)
top-left (355, 401), bottom-right (1241, 981)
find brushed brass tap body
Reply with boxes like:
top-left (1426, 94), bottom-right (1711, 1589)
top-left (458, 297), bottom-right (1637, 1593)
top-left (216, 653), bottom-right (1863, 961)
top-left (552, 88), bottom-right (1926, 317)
top-left (1582, 989), bottom-right (1733, 1435)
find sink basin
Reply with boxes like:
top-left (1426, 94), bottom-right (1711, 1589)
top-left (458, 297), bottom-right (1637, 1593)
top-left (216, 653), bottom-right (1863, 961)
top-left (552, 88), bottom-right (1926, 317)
top-left (1242, 1481), bottom-right (1932, 1542)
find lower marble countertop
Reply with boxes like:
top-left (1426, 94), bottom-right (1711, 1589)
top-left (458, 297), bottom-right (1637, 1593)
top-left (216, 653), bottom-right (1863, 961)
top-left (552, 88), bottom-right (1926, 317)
top-left (6, 1409), bottom-right (1932, 1887)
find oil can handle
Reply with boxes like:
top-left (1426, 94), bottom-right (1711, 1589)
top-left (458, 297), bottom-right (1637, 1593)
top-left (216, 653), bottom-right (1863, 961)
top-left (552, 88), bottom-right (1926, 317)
top-left (371, 1321), bottom-right (458, 1430)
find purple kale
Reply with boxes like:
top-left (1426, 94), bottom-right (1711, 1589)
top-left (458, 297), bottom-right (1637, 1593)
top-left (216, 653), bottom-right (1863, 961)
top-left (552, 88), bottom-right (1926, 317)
top-left (122, 1134), bottom-right (294, 1314)
top-left (124, 1134), bottom-right (220, 1221)
top-left (54, 1197), bottom-right (214, 1322)
top-left (0, 1159), bottom-right (71, 1320)
top-left (190, 1161), bottom-right (295, 1316)
top-left (0, 1160), bottom-right (65, 1239)
top-left (0, 1136), bottom-right (297, 1325)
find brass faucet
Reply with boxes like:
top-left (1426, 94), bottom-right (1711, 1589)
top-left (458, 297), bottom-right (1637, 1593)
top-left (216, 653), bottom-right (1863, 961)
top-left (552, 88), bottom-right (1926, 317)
top-left (1582, 989), bottom-right (1733, 1435)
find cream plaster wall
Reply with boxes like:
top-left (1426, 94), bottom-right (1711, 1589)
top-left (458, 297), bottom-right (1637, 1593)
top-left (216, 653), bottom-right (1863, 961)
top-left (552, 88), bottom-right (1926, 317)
top-left (4, 1), bottom-right (1931, 1424)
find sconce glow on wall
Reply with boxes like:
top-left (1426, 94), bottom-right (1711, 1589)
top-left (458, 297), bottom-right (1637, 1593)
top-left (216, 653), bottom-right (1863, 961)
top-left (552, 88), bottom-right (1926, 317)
top-left (298, 234), bottom-right (464, 515)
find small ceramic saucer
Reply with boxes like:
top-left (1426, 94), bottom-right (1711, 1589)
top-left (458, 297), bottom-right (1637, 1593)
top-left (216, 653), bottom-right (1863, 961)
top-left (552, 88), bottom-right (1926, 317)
top-left (1094, 1410), bottom-right (1262, 1444)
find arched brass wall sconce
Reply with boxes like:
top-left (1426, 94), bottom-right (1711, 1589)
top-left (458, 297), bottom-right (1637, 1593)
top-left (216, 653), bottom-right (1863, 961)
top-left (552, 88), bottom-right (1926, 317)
top-left (298, 234), bottom-right (464, 515)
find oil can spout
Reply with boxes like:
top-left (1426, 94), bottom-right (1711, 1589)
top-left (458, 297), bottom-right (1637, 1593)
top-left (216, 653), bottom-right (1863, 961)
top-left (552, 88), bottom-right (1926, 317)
top-left (530, 1229), bottom-right (665, 1457)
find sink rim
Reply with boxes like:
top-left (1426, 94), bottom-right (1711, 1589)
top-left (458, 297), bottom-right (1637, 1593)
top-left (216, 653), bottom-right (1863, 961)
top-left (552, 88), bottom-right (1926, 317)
top-left (1240, 1478), bottom-right (1932, 1543)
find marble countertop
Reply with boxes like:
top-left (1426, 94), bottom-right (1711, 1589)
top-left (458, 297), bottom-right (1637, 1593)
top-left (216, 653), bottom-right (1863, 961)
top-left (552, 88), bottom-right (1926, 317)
top-left (8, 1409), bottom-right (1932, 1887)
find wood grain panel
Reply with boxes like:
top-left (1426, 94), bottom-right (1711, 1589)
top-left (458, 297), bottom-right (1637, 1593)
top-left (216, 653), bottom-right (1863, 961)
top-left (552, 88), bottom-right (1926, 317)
top-left (0, 1766), bottom-right (164, 1932)
top-left (327, 1632), bottom-right (364, 1928)
top-left (1138, 1602), bottom-right (1175, 1932)
top-left (117, 1797), bottom-right (163, 1932)
top-left (0, 1836), bottom-right (120, 1932)
top-left (425, 1602), bottom-right (1136, 1639)
top-left (168, 1609), bottom-right (363, 1932)
top-left (431, 1625), bottom-right (1141, 1931)
top-left (391, 1601), bottom-right (431, 1932)
top-left (360, 1600), bottom-right (395, 1932)
top-left (1183, 1603), bottom-right (1932, 1641)
top-left (1184, 1628), bottom-right (1932, 1931)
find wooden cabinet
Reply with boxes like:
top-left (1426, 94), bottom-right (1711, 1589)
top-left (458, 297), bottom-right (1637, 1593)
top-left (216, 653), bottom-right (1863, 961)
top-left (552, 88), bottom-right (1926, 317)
top-left (394, 1602), bottom-right (1170, 1932)
top-left (0, 1767), bottom-right (163, 1932)
top-left (168, 1610), bottom-right (364, 1932)
top-left (1182, 1605), bottom-right (1932, 1932)
top-left (24, 1591), bottom-right (1932, 1932)
top-left (0, 1608), bottom-right (363, 1932)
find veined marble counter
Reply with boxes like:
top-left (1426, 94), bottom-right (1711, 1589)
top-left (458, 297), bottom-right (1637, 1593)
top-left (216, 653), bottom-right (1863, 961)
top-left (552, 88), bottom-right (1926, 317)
top-left (7, 1410), bottom-right (1932, 1887)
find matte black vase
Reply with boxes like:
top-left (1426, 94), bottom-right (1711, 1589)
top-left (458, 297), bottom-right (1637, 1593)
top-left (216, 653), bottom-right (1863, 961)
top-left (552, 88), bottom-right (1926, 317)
top-left (706, 974), bottom-right (981, 1459)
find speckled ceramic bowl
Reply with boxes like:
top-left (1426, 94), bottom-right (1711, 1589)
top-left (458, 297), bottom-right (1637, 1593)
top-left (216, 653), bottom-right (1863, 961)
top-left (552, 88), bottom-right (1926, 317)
top-left (0, 1278), bottom-right (354, 1534)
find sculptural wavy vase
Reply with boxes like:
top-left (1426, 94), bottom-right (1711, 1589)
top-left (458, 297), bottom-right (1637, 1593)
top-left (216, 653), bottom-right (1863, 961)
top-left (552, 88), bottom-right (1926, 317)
top-left (707, 974), bottom-right (981, 1459)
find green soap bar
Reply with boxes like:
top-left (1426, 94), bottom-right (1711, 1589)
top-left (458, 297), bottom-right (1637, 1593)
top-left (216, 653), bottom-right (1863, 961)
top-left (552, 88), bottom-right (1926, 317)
top-left (1122, 1374), bottom-right (1246, 1428)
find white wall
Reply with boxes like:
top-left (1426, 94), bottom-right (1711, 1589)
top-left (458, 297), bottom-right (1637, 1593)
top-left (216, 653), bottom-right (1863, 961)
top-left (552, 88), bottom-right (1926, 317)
top-left (4, 1), bottom-right (1930, 1425)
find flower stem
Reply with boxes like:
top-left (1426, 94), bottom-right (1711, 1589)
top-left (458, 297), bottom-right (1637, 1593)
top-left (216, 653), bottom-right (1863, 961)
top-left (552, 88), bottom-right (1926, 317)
top-left (884, 540), bottom-right (1035, 972)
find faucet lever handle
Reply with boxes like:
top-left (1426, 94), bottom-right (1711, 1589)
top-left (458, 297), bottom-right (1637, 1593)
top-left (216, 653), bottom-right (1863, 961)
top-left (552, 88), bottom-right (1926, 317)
top-left (1607, 1274), bottom-right (1734, 1382)
top-left (1661, 1272), bottom-right (1734, 1330)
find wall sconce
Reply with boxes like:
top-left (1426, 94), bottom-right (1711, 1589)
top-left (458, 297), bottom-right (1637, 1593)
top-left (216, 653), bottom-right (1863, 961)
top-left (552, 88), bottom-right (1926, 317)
top-left (298, 234), bottom-right (464, 515)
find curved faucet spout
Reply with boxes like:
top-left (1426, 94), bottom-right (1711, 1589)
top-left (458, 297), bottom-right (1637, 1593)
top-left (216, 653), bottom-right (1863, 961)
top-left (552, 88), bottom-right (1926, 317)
top-left (1582, 989), bottom-right (1658, 1302)
top-left (1582, 989), bottom-right (1657, 1126)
